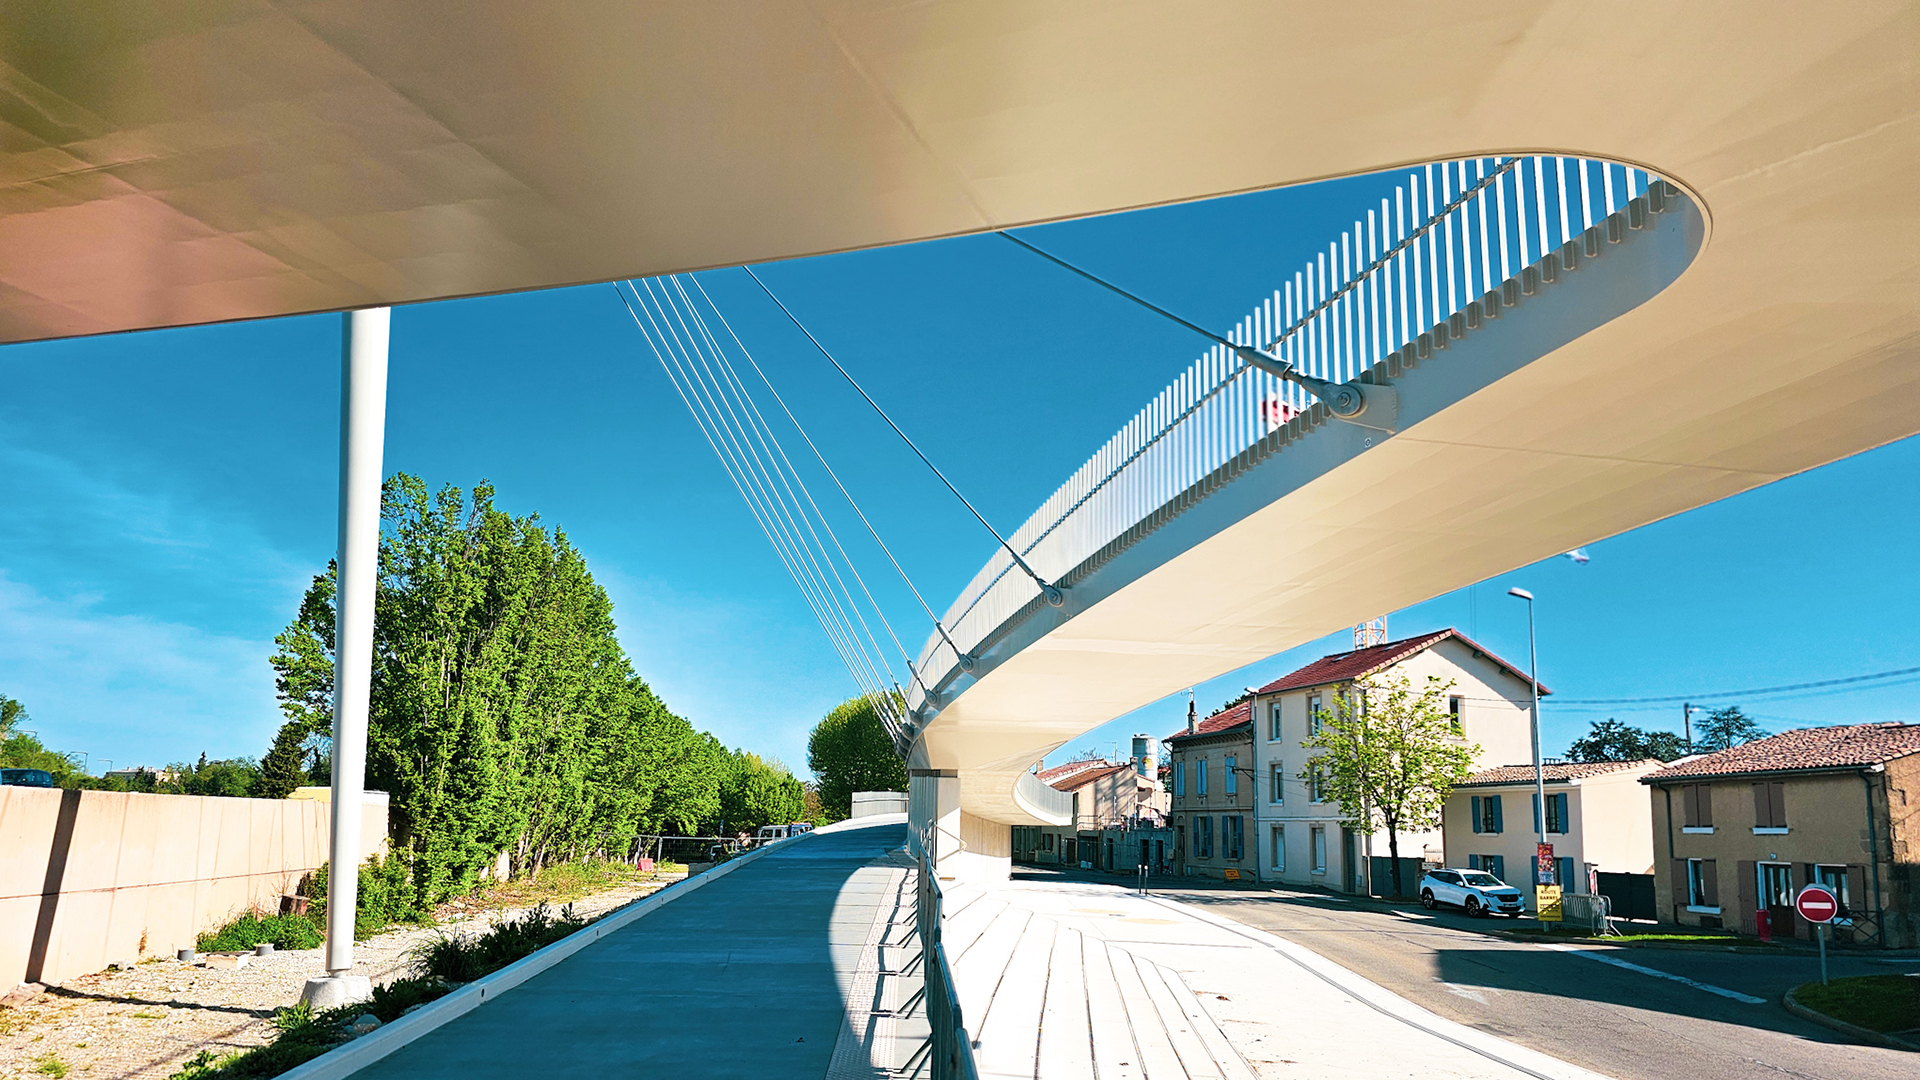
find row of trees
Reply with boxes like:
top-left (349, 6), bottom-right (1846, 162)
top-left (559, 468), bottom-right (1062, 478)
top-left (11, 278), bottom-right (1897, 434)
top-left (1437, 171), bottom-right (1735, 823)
top-left (253, 475), bottom-right (811, 906)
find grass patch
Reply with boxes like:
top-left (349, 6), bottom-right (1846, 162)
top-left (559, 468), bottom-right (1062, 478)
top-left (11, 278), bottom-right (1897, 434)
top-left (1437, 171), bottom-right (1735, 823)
top-left (130, 1010), bottom-right (165, 1020)
top-left (1504, 927), bottom-right (1756, 945)
top-left (1794, 974), bottom-right (1920, 1034)
top-left (458, 859), bottom-right (659, 913)
top-left (196, 912), bottom-right (323, 953)
top-left (34, 1054), bottom-right (67, 1077)
top-left (167, 903), bottom-right (594, 1079)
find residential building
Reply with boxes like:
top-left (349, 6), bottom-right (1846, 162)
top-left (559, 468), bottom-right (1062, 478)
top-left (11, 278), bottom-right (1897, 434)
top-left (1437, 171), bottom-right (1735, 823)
top-left (1011, 757), bottom-right (1167, 870)
top-left (1443, 760), bottom-right (1661, 909)
top-left (1166, 701), bottom-right (1255, 881)
top-left (1643, 722), bottom-right (1920, 947)
top-left (1248, 630), bottom-right (1542, 895)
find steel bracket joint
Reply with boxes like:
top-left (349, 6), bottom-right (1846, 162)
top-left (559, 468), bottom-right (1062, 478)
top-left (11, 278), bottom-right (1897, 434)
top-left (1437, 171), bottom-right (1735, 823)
top-left (1234, 346), bottom-right (1397, 434)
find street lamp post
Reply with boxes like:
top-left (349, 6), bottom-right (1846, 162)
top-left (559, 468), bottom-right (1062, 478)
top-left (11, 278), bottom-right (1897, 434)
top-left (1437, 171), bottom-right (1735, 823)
top-left (1507, 588), bottom-right (1547, 894)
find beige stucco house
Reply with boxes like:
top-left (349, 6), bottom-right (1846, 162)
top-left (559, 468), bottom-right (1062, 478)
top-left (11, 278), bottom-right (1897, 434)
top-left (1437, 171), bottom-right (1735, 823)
top-left (1012, 757), bottom-right (1166, 870)
top-left (1166, 701), bottom-right (1256, 881)
top-left (1643, 722), bottom-right (1920, 947)
top-left (1443, 760), bottom-right (1660, 908)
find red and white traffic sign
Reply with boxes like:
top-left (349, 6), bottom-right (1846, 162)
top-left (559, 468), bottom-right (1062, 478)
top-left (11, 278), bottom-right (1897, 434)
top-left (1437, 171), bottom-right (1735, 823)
top-left (1795, 884), bottom-right (1839, 924)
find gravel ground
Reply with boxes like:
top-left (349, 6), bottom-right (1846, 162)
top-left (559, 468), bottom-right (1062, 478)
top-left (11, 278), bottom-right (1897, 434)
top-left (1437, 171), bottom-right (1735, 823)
top-left (0, 876), bottom-right (682, 1080)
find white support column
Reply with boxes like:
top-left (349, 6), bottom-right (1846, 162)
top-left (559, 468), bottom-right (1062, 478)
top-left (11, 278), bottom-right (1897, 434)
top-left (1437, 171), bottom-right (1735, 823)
top-left (303, 307), bottom-right (389, 1009)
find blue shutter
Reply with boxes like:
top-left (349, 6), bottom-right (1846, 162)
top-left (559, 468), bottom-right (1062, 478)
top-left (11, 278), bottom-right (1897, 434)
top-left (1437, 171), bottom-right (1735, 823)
top-left (1490, 795), bottom-right (1503, 834)
top-left (1470, 796), bottom-right (1482, 834)
top-left (1553, 793), bottom-right (1569, 834)
top-left (1468, 854), bottom-right (1481, 870)
top-left (1558, 857), bottom-right (1575, 889)
top-left (1489, 855), bottom-right (1506, 882)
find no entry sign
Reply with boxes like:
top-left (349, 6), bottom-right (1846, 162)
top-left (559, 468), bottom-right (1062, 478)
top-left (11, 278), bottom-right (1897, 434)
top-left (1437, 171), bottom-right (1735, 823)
top-left (1795, 884), bottom-right (1839, 924)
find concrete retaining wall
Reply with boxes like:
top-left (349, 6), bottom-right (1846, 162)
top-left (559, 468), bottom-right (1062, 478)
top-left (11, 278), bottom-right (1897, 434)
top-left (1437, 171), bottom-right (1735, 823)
top-left (851, 791), bottom-right (908, 818)
top-left (0, 786), bottom-right (387, 990)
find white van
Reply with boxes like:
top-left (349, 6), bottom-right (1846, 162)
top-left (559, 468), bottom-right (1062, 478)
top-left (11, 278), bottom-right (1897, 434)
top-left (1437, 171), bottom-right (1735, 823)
top-left (754, 824), bottom-right (791, 846)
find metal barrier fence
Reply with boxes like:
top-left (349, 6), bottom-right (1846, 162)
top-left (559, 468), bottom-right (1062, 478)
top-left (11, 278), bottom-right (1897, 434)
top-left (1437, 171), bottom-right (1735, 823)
top-left (916, 825), bottom-right (981, 1080)
top-left (909, 156), bottom-right (1671, 711)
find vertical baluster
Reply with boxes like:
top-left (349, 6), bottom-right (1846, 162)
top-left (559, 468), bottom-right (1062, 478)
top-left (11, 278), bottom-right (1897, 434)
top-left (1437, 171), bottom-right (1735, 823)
top-left (1626, 166), bottom-right (1641, 201)
top-left (1535, 156), bottom-right (1551, 256)
top-left (1455, 162), bottom-right (1473, 313)
top-left (1315, 251), bottom-right (1327, 379)
top-left (1476, 160), bottom-right (1493, 294)
top-left (1579, 158), bottom-right (1594, 231)
top-left (1425, 164), bottom-right (1441, 325)
top-left (1555, 156), bottom-right (1571, 247)
top-left (1396, 185), bottom-right (1409, 348)
top-left (1285, 279), bottom-right (1298, 413)
top-left (1516, 160), bottom-right (1531, 269)
top-left (1440, 163), bottom-right (1456, 316)
top-left (1412, 174), bottom-right (1427, 338)
top-left (1365, 208), bottom-right (1378, 364)
top-left (1604, 161), bottom-right (1617, 216)
top-left (1497, 164), bottom-right (1512, 283)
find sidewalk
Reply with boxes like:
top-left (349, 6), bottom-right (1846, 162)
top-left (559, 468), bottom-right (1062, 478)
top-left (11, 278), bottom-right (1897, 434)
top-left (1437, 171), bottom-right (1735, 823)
top-left (945, 874), bottom-right (1614, 1080)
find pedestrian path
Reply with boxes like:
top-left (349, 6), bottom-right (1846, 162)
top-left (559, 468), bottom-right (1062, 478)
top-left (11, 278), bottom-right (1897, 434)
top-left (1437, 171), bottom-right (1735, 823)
top-left (340, 818), bottom-right (923, 1080)
top-left (944, 875), bottom-right (1613, 1080)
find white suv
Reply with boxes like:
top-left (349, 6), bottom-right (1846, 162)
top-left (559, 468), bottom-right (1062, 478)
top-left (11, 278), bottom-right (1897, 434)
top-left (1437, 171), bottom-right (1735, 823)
top-left (1419, 868), bottom-right (1526, 918)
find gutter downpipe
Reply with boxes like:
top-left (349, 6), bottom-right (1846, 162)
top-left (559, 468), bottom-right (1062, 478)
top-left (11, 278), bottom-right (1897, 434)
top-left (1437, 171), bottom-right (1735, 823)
top-left (1863, 766), bottom-right (1886, 944)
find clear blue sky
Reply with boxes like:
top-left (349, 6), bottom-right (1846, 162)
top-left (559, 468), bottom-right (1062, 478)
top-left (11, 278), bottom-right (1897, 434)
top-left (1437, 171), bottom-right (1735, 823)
top-left (3, 167), bottom-right (1916, 777)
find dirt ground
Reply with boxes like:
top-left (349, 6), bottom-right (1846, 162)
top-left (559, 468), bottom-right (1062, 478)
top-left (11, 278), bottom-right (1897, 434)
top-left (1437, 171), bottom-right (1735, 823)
top-left (0, 875), bottom-right (681, 1080)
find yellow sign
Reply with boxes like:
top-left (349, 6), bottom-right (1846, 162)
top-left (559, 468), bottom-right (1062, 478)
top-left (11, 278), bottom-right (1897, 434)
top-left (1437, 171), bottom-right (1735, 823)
top-left (1223, 868), bottom-right (1241, 882)
top-left (1536, 884), bottom-right (1563, 922)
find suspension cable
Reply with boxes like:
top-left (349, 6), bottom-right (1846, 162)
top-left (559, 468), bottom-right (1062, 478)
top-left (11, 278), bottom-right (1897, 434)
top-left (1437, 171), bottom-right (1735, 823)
top-left (742, 265), bottom-right (1060, 603)
top-left (688, 272), bottom-right (972, 673)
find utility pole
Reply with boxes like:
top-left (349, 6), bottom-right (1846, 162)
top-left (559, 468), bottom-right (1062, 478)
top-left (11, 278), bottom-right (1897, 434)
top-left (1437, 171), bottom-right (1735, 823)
top-left (1683, 703), bottom-right (1697, 755)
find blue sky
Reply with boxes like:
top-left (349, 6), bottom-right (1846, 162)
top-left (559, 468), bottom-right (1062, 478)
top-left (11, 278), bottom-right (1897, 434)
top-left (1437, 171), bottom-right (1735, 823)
top-left (3, 167), bottom-right (1916, 777)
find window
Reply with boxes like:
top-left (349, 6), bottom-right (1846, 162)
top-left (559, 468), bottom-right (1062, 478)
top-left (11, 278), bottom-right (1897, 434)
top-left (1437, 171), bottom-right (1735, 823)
top-left (1307, 695), bottom-right (1323, 735)
top-left (1269, 762), bottom-right (1285, 803)
top-left (1752, 781), bottom-right (1787, 831)
top-left (1686, 858), bottom-right (1719, 909)
top-left (1557, 856), bottom-right (1575, 891)
top-left (1814, 864), bottom-right (1853, 917)
top-left (1448, 695), bottom-right (1465, 731)
top-left (1532, 791), bottom-right (1569, 834)
top-left (1270, 702), bottom-right (1283, 741)
top-left (1175, 761), bottom-right (1186, 798)
top-left (1760, 862), bottom-right (1793, 908)
top-left (1197, 816), bottom-right (1214, 858)
top-left (1198, 759), bottom-right (1209, 797)
top-left (1225, 816), bottom-right (1244, 860)
top-left (1467, 853), bottom-right (1506, 881)
top-left (1311, 826), bottom-right (1327, 873)
top-left (1270, 826), bottom-right (1285, 872)
top-left (1307, 763), bottom-right (1326, 803)
top-left (1470, 794), bottom-right (1503, 834)
top-left (1224, 756), bottom-right (1238, 796)
top-left (1681, 783), bottom-right (1713, 829)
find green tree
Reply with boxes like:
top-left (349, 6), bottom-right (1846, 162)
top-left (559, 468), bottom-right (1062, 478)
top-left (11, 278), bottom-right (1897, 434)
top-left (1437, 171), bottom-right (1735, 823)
top-left (259, 722), bottom-right (312, 799)
top-left (807, 696), bottom-right (907, 820)
top-left (1695, 706), bottom-right (1765, 753)
top-left (1565, 718), bottom-right (1688, 763)
top-left (1300, 674), bottom-right (1479, 898)
top-left (0, 693), bottom-right (25, 740)
top-left (720, 751), bottom-right (805, 832)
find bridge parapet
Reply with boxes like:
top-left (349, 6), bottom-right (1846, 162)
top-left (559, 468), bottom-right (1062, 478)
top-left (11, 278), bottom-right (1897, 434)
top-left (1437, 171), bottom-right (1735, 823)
top-left (909, 157), bottom-right (1684, 725)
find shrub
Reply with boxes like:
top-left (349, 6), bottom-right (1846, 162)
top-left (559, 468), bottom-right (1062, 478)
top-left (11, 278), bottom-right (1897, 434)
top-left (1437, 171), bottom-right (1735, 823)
top-left (410, 902), bottom-right (586, 983)
top-left (196, 912), bottom-right (323, 953)
top-left (303, 854), bottom-right (425, 938)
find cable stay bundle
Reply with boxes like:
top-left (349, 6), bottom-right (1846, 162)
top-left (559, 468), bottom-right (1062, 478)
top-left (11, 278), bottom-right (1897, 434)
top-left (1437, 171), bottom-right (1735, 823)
top-left (615, 275), bottom-right (924, 749)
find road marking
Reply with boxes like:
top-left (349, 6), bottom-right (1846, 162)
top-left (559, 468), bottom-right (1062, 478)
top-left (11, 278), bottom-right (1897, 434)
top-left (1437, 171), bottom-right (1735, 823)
top-left (1537, 944), bottom-right (1765, 1004)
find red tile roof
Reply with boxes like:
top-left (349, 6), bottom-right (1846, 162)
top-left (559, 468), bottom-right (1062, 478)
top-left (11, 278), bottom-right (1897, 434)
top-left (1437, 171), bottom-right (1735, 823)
top-left (1643, 722), bottom-right (1920, 782)
top-left (1166, 700), bottom-right (1253, 744)
top-left (1255, 628), bottom-right (1547, 696)
top-left (1043, 762), bottom-right (1139, 791)
top-left (1036, 758), bottom-right (1120, 785)
top-left (1457, 760), bottom-right (1659, 786)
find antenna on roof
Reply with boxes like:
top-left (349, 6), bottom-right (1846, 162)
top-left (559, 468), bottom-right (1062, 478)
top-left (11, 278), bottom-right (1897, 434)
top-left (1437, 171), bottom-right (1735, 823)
top-left (1353, 616), bottom-right (1387, 649)
top-left (1187, 688), bottom-right (1198, 735)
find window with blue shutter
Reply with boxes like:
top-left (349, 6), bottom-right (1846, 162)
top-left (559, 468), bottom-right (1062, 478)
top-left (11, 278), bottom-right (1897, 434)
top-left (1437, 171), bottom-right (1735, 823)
top-left (1490, 795), bottom-right (1503, 833)
top-left (1557, 857), bottom-right (1576, 890)
top-left (1468, 854), bottom-right (1482, 870)
top-left (1550, 792), bottom-right (1569, 834)
top-left (1488, 854), bottom-right (1506, 882)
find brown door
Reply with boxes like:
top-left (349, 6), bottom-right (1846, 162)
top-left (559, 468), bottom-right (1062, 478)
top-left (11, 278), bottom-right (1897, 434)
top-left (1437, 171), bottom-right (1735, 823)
top-left (1736, 860), bottom-right (1757, 935)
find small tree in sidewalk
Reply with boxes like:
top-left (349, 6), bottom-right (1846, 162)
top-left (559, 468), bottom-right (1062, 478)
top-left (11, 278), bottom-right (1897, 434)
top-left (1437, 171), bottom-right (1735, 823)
top-left (1300, 673), bottom-right (1479, 898)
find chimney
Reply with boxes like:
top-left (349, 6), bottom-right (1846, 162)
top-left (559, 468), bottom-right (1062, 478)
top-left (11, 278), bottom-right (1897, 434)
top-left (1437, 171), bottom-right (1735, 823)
top-left (1186, 689), bottom-right (1197, 735)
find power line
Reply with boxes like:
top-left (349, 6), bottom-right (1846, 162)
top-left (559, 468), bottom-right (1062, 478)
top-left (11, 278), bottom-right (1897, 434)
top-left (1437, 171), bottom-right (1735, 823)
top-left (742, 265), bottom-right (1061, 605)
top-left (1554, 665), bottom-right (1920, 705)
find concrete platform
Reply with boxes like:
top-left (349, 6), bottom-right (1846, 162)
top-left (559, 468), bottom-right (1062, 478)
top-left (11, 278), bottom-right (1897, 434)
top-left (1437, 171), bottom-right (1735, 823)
top-left (344, 819), bottom-right (916, 1080)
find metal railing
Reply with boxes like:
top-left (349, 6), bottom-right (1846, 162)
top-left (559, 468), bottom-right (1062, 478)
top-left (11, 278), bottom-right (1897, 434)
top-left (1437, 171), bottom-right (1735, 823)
top-left (916, 824), bottom-right (980, 1080)
top-left (909, 156), bottom-right (1671, 712)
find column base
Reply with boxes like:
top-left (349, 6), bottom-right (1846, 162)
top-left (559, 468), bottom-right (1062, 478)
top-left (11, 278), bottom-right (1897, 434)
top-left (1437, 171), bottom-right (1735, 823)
top-left (299, 974), bottom-right (372, 1010)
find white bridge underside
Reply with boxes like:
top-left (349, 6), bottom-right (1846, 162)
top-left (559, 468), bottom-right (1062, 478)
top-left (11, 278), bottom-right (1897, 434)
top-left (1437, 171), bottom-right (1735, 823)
top-left (6, 6), bottom-right (1916, 829)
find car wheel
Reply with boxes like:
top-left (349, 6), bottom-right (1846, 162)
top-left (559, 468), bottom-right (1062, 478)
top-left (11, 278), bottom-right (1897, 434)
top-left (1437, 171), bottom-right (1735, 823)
top-left (1464, 896), bottom-right (1483, 918)
top-left (1421, 889), bottom-right (1437, 910)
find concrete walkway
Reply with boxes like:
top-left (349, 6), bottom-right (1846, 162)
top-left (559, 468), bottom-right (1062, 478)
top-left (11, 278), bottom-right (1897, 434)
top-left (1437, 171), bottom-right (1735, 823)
top-left (347, 818), bottom-right (920, 1080)
top-left (946, 874), bottom-right (1614, 1080)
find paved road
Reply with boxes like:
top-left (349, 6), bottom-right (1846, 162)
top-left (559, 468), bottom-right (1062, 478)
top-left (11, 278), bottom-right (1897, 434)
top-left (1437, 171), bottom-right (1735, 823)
top-left (1141, 878), bottom-right (1917, 1080)
top-left (351, 820), bottom-right (909, 1080)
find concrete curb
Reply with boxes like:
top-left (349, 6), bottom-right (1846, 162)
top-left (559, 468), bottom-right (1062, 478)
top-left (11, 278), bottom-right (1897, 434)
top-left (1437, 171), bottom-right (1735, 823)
top-left (1782, 986), bottom-right (1920, 1052)
top-left (1139, 890), bottom-right (1612, 1080)
top-left (275, 828), bottom-right (820, 1080)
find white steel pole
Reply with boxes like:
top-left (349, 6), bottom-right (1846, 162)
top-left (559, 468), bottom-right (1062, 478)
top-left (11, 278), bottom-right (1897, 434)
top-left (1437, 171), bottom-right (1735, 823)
top-left (325, 307), bottom-right (389, 978)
